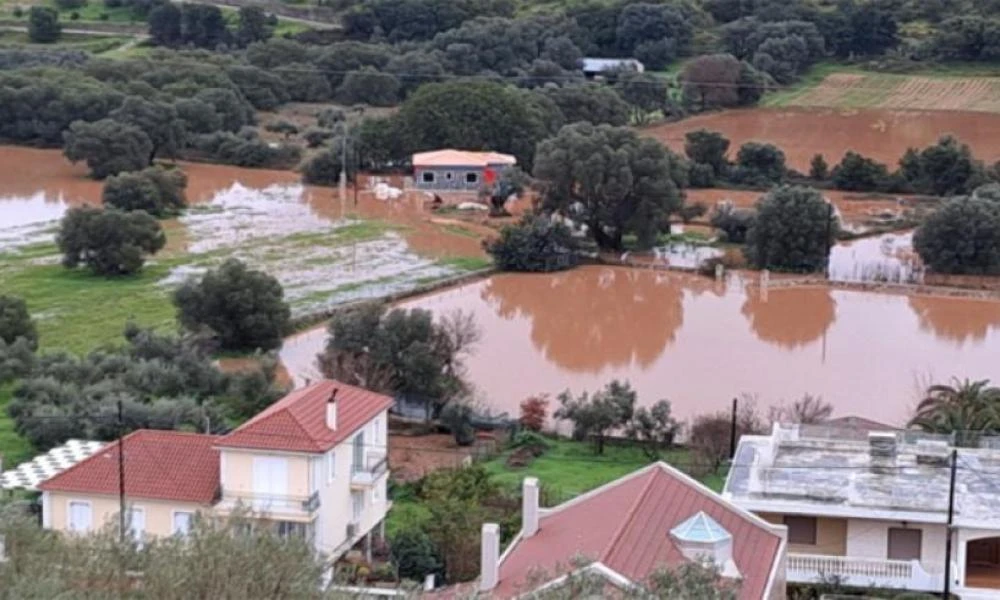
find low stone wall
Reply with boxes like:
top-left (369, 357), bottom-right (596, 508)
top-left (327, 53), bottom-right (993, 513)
top-left (924, 272), bottom-right (1000, 292)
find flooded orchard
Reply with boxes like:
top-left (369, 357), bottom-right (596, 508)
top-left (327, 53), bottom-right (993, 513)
top-left (646, 107), bottom-right (1000, 171)
top-left (283, 266), bottom-right (1000, 427)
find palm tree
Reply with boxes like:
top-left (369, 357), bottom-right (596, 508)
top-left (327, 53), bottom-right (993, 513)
top-left (909, 378), bottom-right (1000, 445)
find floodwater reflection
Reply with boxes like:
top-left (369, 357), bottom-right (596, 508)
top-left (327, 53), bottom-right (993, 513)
top-left (742, 287), bottom-right (837, 349)
top-left (395, 266), bottom-right (1000, 425)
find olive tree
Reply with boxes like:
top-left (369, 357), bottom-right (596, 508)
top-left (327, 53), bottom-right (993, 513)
top-left (554, 380), bottom-right (637, 454)
top-left (485, 214), bottom-right (580, 272)
top-left (914, 195), bottom-right (1000, 275)
top-left (63, 119), bottom-right (153, 179)
top-left (102, 166), bottom-right (188, 217)
top-left (28, 6), bottom-right (60, 43)
top-left (0, 295), bottom-right (37, 350)
top-left (57, 207), bottom-right (165, 276)
top-left (745, 185), bottom-right (838, 272)
top-left (534, 122), bottom-right (685, 250)
top-left (173, 259), bottom-right (291, 351)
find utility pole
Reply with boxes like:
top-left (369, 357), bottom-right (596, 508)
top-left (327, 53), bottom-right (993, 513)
top-left (339, 124), bottom-right (348, 219)
top-left (824, 201), bottom-right (834, 279)
top-left (729, 397), bottom-right (738, 459)
top-left (117, 399), bottom-right (126, 544)
top-left (943, 448), bottom-right (958, 598)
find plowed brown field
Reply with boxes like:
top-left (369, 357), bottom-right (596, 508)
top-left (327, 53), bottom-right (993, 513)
top-left (645, 107), bottom-right (1000, 171)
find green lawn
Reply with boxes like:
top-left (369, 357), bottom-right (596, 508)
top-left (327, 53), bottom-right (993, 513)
top-left (482, 438), bottom-right (728, 504)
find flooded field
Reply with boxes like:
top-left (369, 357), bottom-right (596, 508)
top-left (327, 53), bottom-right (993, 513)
top-left (0, 146), bottom-right (485, 350)
top-left (280, 266), bottom-right (1000, 426)
top-left (646, 107), bottom-right (1000, 171)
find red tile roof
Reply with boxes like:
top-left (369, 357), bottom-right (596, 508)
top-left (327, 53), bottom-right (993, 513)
top-left (216, 380), bottom-right (394, 453)
top-left (38, 430), bottom-right (220, 504)
top-left (493, 463), bottom-right (784, 599)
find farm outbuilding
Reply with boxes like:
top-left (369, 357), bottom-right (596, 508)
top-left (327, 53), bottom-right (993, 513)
top-left (581, 57), bottom-right (645, 78)
top-left (412, 149), bottom-right (516, 192)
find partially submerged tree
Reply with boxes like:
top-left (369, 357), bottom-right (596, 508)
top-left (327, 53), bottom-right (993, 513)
top-left (173, 259), bottom-right (291, 352)
top-left (57, 207), bottom-right (165, 276)
top-left (318, 303), bottom-right (480, 417)
top-left (913, 194), bottom-right (1000, 275)
top-left (534, 122), bottom-right (685, 250)
top-left (483, 166), bottom-right (529, 217)
top-left (554, 380), bottom-right (637, 454)
top-left (0, 295), bottom-right (38, 350)
top-left (745, 186), bottom-right (838, 272)
top-left (102, 166), bottom-right (188, 217)
top-left (63, 119), bottom-right (154, 179)
top-left (485, 214), bottom-right (580, 273)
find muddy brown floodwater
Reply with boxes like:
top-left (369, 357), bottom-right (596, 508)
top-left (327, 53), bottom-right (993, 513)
top-left (280, 266), bottom-right (999, 427)
top-left (645, 107), bottom-right (1000, 171)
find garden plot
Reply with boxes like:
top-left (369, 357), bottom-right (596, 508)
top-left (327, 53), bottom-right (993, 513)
top-left (168, 182), bottom-right (459, 316)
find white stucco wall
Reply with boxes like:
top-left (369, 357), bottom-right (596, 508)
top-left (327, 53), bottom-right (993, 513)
top-left (845, 518), bottom-right (948, 574)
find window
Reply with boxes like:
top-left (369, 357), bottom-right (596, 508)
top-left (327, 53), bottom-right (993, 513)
top-left (465, 172), bottom-right (478, 184)
top-left (351, 491), bottom-right (364, 522)
top-left (888, 528), bottom-right (922, 561)
top-left (127, 507), bottom-right (145, 544)
top-left (277, 521), bottom-right (309, 539)
top-left (784, 516), bottom-right (817, 545)
top-left (421, 172), bottom-right (435, 183)
top-left (327, 450), bottom-right (336, 483)
top-left (172, 511), bottom-right (194, 536)
top-left (444, 172), bottom-right (453, 180)
top-left (68, 501), bottom-right (92, 532)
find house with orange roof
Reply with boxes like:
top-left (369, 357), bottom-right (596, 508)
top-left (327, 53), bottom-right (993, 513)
top-left (412, 149), bottom-right (516, 192)
top-left (38, 380), bottom-right (393, 560)
top-left (468, 462), bottom-right (788, 599)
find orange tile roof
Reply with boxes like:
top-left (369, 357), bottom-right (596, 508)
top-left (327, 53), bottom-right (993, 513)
top-left (412, 149), bottom-right (517, 168)
top-left (493, 463), bottom-right (783, 599)
top-left (38, 430), bottom-right (220, 504)
top-left (215, 380), bottom-right (394, 453)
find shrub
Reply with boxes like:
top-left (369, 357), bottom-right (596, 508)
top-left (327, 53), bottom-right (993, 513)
top-left (485, 215), bottom-right (580, 272)
top-left (510, 430), bottom-right (550, 453)
top-left (627, 400), bottom-right (680, 459)
top-left (809, 154), bottom-right (828, 180)
top-left (12, 6), bottom-right (23, 18)
top-left (102, 166), bottom-right (187, 217)
top-left (684, 129), bottom-right (730, 175)
top-left (303, 128), bottom-right (334, 148)
top-left (301, 144), bottom-right (350, 185)
top-left (389, 529), bottom-right (443, 583)
top-left (731, 142), bottom-right (786, 186)
top-left (831, 150), bottom-right (890, 192)
top-left (710, 203), bottom-right (755, 243)
top-left (518, 395), bottom-right (548, 432)
top-left (0, 295), bottom-right (38, 350)
top-left (28, 6), bottom-right (60, 43)
top-left (678, 201), bottom-right (708, 223)
top-left (745, 186), bottom-right (838, 272)
top-left (173, 259), bottom-right (291, 351)
top-left (189, 131), bottom-right (301, 169)
top-left (69, 11), bottom-right (79, 20)
top-left (57, 207), bottom-right (165, 276)
top-left (264, 119), bottom-right (299, 138)
top-left (554, 380), bottom-right (636, 454)
top-left (440, 402), bottom-right (475, 446)
top-left (913, 195), bottom-right (1000, 275)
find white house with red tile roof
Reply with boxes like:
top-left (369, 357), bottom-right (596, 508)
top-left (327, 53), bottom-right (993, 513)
top-left (38, 380), bottom-right (393, 560)
top-left (474, 462), bottom-right (788, 599)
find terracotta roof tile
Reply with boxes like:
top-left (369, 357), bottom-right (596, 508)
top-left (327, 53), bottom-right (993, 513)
top-left (38, 430), bottom-right (220, 504)
top-left (412, 149), bottom-right (517, 168)
top-left (216, 380), bottom-right (394, 453)
top-left (493, 463), bottom-right (783, 599)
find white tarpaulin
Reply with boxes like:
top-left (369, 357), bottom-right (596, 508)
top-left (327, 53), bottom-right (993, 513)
top-left (0, 439), bottom-right (106, 491)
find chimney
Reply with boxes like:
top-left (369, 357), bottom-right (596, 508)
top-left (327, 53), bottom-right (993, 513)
top-left (479, 523), bottom-right (499, 592)
top-left (423, 574), bottom-right (435, 591)
top-left (326, 388), bottom-right (338, 430)
top-left (522, 477), bottom-right (539, 538)
top-left (869, 431), bottom-right (897, 474)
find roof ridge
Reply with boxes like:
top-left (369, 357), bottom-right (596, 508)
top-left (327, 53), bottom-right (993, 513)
top-left (38, 439), bottom-right (113, 491)
top-left (600, 469), bottom-right (658, 564)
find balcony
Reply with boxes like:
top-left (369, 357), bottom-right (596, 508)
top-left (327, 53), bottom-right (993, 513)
top-left (215, 488), bottom-right (321, 519)
top-left (787, 553), bottom-right (941, 592)
top-left (350, 452), bottom-right (388, 488)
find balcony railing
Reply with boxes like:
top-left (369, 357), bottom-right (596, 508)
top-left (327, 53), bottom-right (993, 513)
top-left (788, 553), bottom-right (941, 592)
top-left (218, 488), bottom-right (321, 515)
top-left (351, 452), bottom-right (388, 487)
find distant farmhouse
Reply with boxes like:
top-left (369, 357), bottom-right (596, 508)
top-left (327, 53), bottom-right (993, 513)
top-left (412, 149), bottom-right (516, 192)
top-left (581, 57), bottom-right (645, 79)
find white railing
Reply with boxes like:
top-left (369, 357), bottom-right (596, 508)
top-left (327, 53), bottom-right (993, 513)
top-left (787, 553), bottom-right (941, 592)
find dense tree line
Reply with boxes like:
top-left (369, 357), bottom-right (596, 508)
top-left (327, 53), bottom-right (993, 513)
top-left (0, 324), bottom-right (284, 449)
